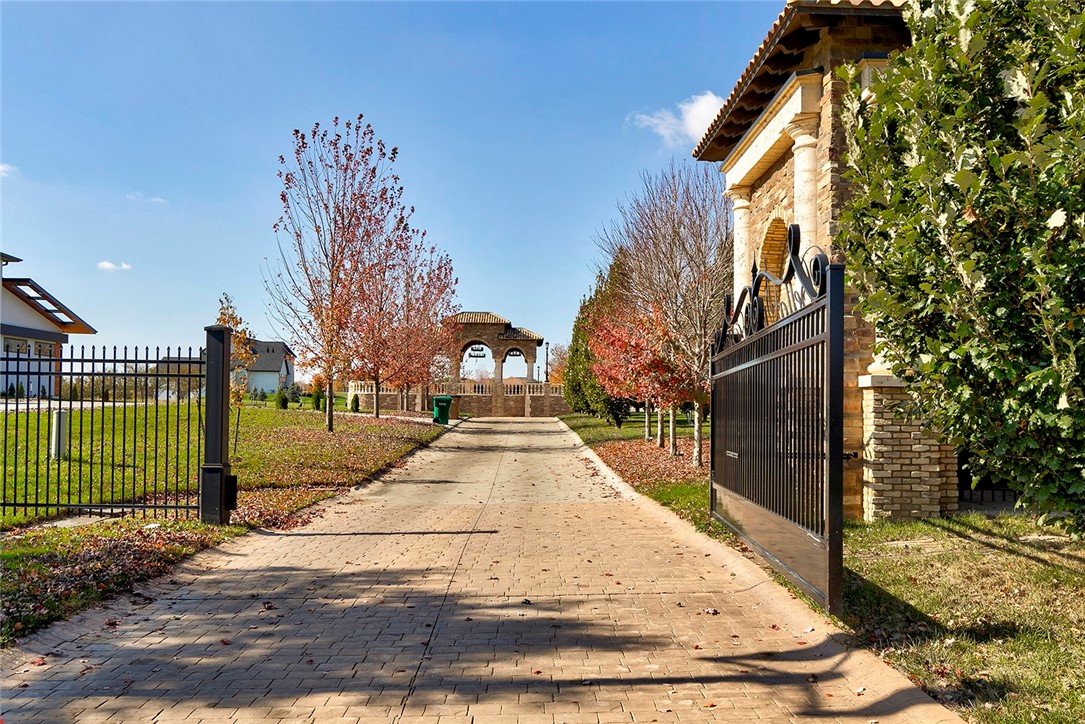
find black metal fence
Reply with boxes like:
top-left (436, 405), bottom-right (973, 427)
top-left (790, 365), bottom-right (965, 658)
top-left (710, 225), bottom-right (844, 615)
top-left (1, 325), bottom-right (236, 526)
top-left (958, 450), bottom-right (1020, 504)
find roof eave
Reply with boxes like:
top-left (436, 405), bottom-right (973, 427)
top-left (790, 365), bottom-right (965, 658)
top-left (693, 1), bottom-right (906, 163)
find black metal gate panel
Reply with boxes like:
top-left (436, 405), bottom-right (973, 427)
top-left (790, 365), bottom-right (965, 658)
top-left (710, 225), bottom-right (844, 615)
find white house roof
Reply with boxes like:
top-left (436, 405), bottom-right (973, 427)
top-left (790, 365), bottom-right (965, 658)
top-left (2, 278), bottom-right (96, 335)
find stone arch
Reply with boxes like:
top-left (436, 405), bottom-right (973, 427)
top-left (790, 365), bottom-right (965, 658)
top-left (446, 312), bottom-right (543, 384)
top-left (460, 340), bottom-right (495, 381)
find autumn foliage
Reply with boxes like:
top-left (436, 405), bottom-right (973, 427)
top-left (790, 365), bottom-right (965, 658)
top-left (572, 163), bottom-right (732, 465)
top-left (266, 114), bottom-right (458, 429)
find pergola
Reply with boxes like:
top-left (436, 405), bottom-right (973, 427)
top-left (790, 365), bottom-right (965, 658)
top-left (449, 312), bottom-right (543, 383)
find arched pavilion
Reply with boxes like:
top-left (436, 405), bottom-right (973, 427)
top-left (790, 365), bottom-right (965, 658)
top-left (450, 312), bottom-right (543, 383)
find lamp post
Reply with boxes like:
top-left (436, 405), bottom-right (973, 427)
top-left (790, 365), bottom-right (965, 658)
top-left (545, 342), bottom-right (549, 383)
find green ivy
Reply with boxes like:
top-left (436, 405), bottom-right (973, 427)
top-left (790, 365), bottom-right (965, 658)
top-left (838, 0), bottom-right (1085, 526)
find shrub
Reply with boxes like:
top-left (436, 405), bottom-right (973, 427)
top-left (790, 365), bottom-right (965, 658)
top-left (287, 383), bottom-right (301, 403)
top-left (274, 389), bottom-right (288, 409)
top-left (311, 389), bottom-right (324, 411)
top-left (838, 0), bottom-right (1085, 525)
top-left (349, 394), bottom-right (360, 413)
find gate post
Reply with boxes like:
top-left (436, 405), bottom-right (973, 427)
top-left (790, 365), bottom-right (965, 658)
top-left (824, 263), bottom-right (846, 616)
top-left (201, 325), bottom-right (234, 524)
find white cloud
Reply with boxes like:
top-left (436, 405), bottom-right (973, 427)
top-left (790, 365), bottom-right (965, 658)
top-left (97, 261), bottom-right (133, 272)
top-left (629, 91), bottom-right (726, 149)
top-left (0, 163), bottom-right (18, 177)
top-left (126, 191), bottom-right (166, 204)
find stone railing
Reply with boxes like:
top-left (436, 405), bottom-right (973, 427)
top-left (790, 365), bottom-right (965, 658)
top-left (348, 380), bottom-right (565, 398)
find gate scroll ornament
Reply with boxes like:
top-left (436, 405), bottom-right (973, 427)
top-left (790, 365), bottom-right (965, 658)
top-left (714, 224), bottom-right (831, 352)
top-left (709, 224), bottom-right (845, 615)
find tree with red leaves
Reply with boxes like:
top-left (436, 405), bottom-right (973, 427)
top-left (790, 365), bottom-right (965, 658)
top-left (594, 162), bottom-right (732, 466)
top-left (267, 115), bottom-right (403, 432)
top-left (346, 228), bottom-right (459, 418)
top-left (266, 114), bottom-right (456, 428)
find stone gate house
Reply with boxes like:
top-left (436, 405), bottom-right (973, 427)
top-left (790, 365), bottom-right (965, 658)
top-left (694, 0), bottom-right (957, 521)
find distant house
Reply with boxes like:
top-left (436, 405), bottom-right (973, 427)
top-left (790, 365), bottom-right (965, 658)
top-left (1, 252), bottom-right (96, 397)
top-left (243, 340), bottom-right (295, 394)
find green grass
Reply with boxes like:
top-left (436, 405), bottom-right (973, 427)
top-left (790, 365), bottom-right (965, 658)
top-left (563, 412), bottom-right (1085, 723)
top-left (3, 403), bottom-right (204, 529)
top-left (843, 514), bottom-right (1085, 723)
top-left (559, 411), bottom-right (709, 445)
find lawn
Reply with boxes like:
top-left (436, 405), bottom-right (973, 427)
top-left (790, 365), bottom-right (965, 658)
top-left (2, 402), bottom-right (204, 529)
top-left (562, 410), bottom-right (709, 446)
top-left (561, 412), bottom-right (1085, 724)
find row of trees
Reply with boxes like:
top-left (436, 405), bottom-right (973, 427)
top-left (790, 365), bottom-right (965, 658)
top-left (565, 162), bottom-right (733, 467)
top-left (264, 115), bottom-right (459, 430)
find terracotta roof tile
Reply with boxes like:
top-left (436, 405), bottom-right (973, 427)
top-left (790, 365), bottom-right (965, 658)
top-left (693, 0), bottom-right (906, 162)
top-left (454, 311), bottom-right (510, 326)
top-left (498, 327), bottom-right (544, 343)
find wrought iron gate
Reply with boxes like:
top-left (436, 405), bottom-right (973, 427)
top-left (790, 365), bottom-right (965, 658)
top-left (710, 225), bottom-right (844, 615)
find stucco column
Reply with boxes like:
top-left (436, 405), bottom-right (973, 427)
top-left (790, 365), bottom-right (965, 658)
top-left (726, 184), bottom-right (753, 298)
top-left (785, 116), bottom-right (819, 257)
top-left (525, 351), bottom-right (537, 382)
top-left (493, 357), bottom-right (504, 385)
top-left (451, 356), bottom-right (462, 388)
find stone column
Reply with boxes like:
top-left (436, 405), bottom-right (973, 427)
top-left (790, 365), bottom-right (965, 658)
top-left (785, 116), bottom-right (819, 256)
top-left (493, 356), bottom-right (504, 385)
top-left (859, 372), bottom-right (958, 521)
top-left (726, 184), bottom-right (753, 297)
top-left (451, 355), bottom-right (462, 387)
top-left (524, 351), bottom-right (537, 382)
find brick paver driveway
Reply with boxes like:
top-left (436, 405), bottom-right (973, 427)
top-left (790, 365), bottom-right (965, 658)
top-left (2, 418), bottom-right (960, 723)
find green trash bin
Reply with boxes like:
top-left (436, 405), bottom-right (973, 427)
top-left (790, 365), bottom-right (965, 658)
top-left (433, 395), bottom-right (453, 424)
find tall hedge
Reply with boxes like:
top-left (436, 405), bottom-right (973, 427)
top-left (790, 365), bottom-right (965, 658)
top-left (838, 0), bottom-right (1085, 524)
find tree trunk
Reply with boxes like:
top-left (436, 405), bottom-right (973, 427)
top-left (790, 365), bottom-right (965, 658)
top-left (668, 406), bottom-right (677, 457)
top-left (234, 406), bottom-right (242, 451)
top-left (374, 375), bottom-right (381, 419)
top-left (656, 407), bottom-right (664, 448)
top-left (644, 401), bottom-right (651, 442)
top-left (325, 377), bottom-right (334, 433)
top-left (692, 403), bottom-right (703, 468)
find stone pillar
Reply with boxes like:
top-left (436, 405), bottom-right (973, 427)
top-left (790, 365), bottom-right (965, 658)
top-left (524, 351), bottom-right (537, 382)
top-left (859, 373), bottom-right (959, 521)
top-left (494, 357), bottom-right (504, 385)
top-left (785, 116), bottom-right (819, 256)
top-left (726, 185), bottom-right (753, 296)
top-left (451, 355), bottom-right (462, 385)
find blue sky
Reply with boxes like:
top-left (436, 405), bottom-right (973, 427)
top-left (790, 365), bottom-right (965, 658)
top-left (2, 1), bottom-right (781, 377)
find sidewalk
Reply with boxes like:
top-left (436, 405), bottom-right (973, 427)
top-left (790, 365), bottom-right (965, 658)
top-left (1, 418), bottom-right (962, 723)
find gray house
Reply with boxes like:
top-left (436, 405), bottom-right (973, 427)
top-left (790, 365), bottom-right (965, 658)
top-left (244, 340), bottom-right (295, 394)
